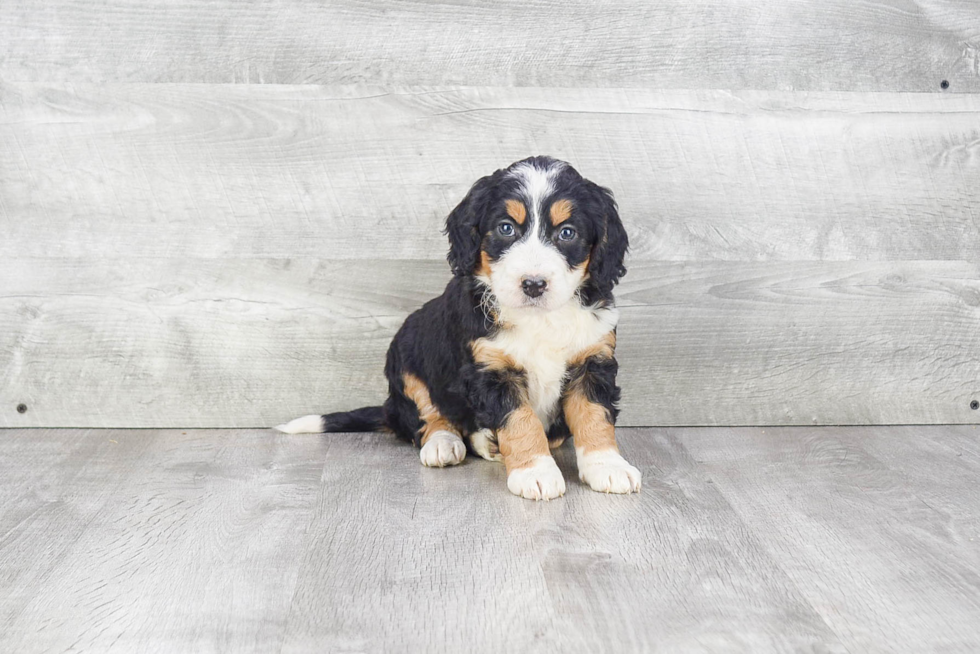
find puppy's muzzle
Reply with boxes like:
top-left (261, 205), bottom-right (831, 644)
top-left (521, 276), bottom-right (548, 298)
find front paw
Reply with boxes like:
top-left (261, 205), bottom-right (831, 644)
top-left (419, 431), bottom-right (466, 467)
top-left (506, 456), bottom-right (566, 500)
top-left (578, 450), bottom-right (642, 494)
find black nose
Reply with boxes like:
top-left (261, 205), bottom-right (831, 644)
top-left (521, 277), bottom-right (548, 298)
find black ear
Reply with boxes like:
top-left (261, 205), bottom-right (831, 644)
top-left (444, 172), bottom-right (499, 276)
top-left (588, 182), bottom-right (629, 299)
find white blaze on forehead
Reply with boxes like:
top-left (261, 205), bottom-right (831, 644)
top-left (507, 161), bottom-right (566, 235)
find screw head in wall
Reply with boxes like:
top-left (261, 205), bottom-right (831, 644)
top-left (972, 400), bottom-right (979, 411)
top-left (16, 403), bottom-right (28, 414)
top-left (941, 80), bottom-right (950, 90)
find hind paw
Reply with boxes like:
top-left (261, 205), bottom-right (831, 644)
top-left (468, 428), bottom-right (502, 462)
top-left (420, 431), bottom-right (466, 467)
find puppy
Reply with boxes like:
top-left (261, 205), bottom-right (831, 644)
top-left (276, 156), bottom-right (640, 500)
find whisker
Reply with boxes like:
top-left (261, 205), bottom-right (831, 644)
top-left (477, 283), bottom-right (499, 329)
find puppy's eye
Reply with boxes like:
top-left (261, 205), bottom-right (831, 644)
top-left (558, 226), bottom-right (577, 241)
top-left (498, 222), bottom-right (516, 237)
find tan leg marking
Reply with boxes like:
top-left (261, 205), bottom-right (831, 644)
top-left (565, 385), bottom-right (641, 494)
top-left (499, 405), bottom-right (566, 500)
top-left (505, 199), bottom-right (527, 225)
top-left (497, 405), bottom-right (551, 473)
top-left (470, 338), bottom-right (564, 498)
top-left (563, 389), bottom-right (618, 456)
top-left (549, 198), bottom-right (573, 226)
top-left (402, 372), bottom-right (456, 445)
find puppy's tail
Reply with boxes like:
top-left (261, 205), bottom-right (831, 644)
top-left (274, 406), bottom-right (386, 434)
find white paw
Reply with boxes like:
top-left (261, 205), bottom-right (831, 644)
top-left (419, 431), bottom-right (466, 467)
top-left (467, 428), bottom-right (502, 462)
top-left (507, 456), bottom-right (566, 500)
top-left (577, 450), bottom-right (642, 494)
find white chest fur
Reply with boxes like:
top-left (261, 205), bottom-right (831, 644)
top-left (487, 302), bottom-right (619, 429)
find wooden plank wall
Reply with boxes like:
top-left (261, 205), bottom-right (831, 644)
top-left (1, 1), bottom-right (978, 428)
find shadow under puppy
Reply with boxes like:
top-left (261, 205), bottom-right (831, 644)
top-left (276, 156), bottom-right (641, 500)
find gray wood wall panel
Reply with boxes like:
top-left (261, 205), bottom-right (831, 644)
top-left (1, 1), bottom-right (978, 92)
top-left (2, 5), bottom-right (979, 429)
top-left (3, 84), bottom-right (979, 262)
top-left (2, 258), bottom-right (977, 428)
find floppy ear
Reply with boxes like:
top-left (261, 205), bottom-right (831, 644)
top-left (588, 182), bottom-right (629, 298)
top-left (444, 172), bottom-right (498, 276)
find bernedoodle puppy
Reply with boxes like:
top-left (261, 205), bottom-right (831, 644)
top-left (276, 156), bottom-right (640, 500)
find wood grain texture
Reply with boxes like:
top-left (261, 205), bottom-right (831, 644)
top-left (281, 431), bottom-right (846, 653)
top-left (680, 425), bottom-right (980, 652)
top-left (855, 425), bottom-right (980, 546)
top-left (0, 428), bottom-right (327, 653)
top-left (280, 434), bottom-right (566, 653)
top-left (541, 434), bottom-right (847, 652)
top-left (1, 0), bottom-right (978, 91)
top-left (616, 260), bottom-right (980, 426)
top-left (0, 429), bottom-right (154, 629)
top-left (2, 258), bottom-right (977, 428)
top-left (3, 426), bottom-right (979, 652)
top-left (2, 83), bottom-right (980, 262)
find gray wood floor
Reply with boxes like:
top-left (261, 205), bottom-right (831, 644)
top-left (2, 426), bottom-right (979, 653)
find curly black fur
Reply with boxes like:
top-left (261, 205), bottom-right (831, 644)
top-left (297, 156), bottom-right (629, 451)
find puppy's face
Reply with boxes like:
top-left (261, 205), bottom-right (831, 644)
top-left (446, 157), bottom-right (628, 311)
top-left (479, 162), bottom-right (592, 311)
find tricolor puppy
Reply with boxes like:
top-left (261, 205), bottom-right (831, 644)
top-left (276, 156), bottom-right (640, 500)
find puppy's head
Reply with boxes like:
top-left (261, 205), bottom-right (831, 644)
top-left (445, 156), bottom-right (628, 311)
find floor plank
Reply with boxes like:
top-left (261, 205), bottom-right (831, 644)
top-left (2, 426), bottom-right (979, 652)
top-left (1, 429), bottom-right (327, 653)
top-left (854, 425), bottom-right (980, 542)
top-left (280, 434), bottom-right (567, 653)
top-left (680, 426), bottom-right (980, 653)
top-left (280, 433), bottom-right (845, 653)
top-left (0, 429), bottom-right (154, 630)
top-left (541, 436), bottom-right (846, 654)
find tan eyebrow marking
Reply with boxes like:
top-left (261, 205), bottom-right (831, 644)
top-left (504, 199), bottom-right (527, 225)
top-left (549, 199), bottom-right (573, 226)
